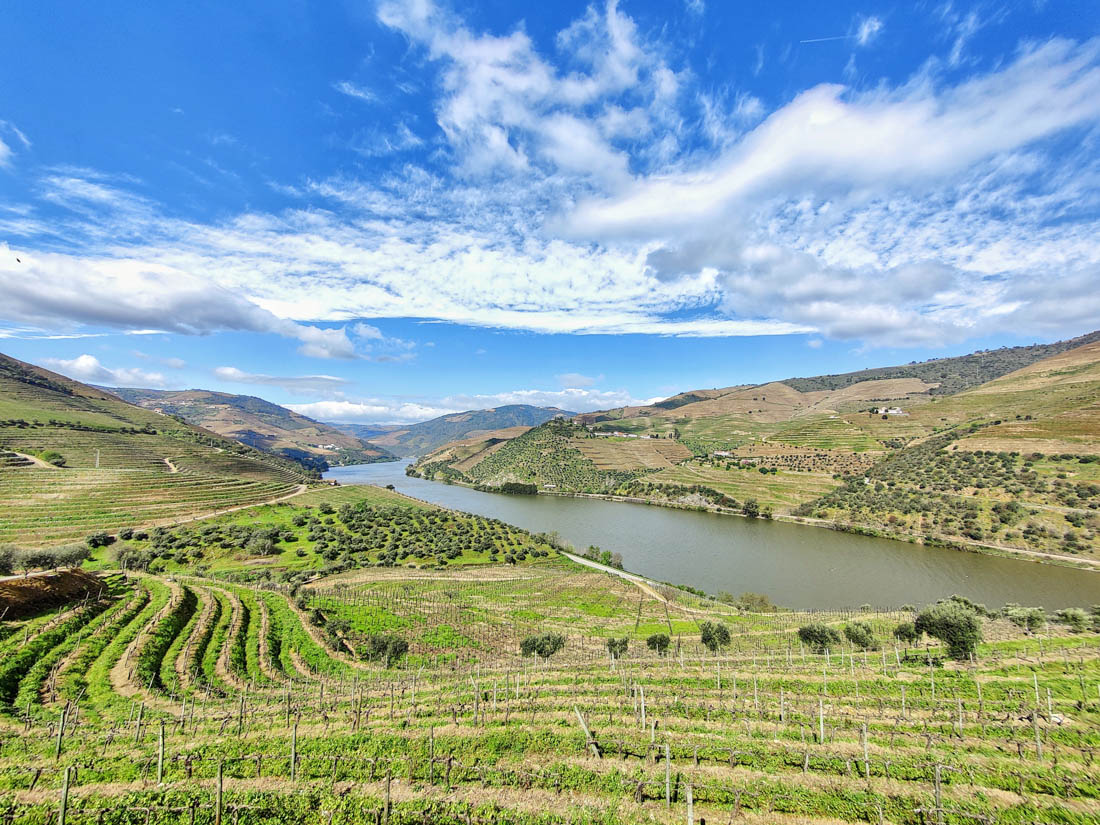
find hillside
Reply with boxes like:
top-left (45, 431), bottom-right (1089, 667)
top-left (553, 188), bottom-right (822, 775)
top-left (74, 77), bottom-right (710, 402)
top-left (107, 387), bottom-right (395, 470)
top-left (0, 352), bottom-right (312, 546)
top-left (338, 403), bottom-right (574, 456)
top-left (412, 335), bottom-right (1100, 564)
top-left (0, 483), bottom-right (1097, 825)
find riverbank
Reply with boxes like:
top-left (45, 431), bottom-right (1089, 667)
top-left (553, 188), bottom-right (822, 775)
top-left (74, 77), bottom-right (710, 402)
top-left (535, 489), bottom-right (1100, 572)
top-left (330, 463), bottom-right (1100, 607)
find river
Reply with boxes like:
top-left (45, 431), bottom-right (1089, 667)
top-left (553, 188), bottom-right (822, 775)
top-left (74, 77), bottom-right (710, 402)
top-left (325, 461), bottom-right (1100, 609)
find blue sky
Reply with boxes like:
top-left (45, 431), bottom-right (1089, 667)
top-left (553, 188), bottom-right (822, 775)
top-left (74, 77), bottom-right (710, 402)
top-left (2, 1), bottom-right (1099, 422)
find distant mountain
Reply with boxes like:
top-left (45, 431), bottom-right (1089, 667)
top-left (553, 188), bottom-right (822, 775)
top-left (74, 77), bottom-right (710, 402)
top-left (105, 387), bottom-right (395, 470)
top-left (333, 405), bottom-right (575, 456)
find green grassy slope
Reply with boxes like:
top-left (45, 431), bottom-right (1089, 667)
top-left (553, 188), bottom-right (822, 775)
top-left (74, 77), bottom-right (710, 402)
top-left (2, 534), bottom-right (1098, 825)
top-left (0, 352), bottom-right (311, 546)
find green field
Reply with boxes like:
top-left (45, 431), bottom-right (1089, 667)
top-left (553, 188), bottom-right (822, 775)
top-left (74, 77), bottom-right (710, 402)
top-left (1, 548), bottom-right (1098, 825)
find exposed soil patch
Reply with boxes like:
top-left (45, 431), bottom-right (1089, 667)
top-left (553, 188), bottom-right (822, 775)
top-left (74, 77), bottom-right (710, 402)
top-left (0, 568), bottom-right (107, 619)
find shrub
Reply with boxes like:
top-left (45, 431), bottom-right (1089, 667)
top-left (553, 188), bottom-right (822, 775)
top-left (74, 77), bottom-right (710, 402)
top-left (86, 531), bottom-right (115, 549)
top-left (364, 634), bottom-right (409, 666)
top-left (915, 601), bottom-right (983, 660)
top-left (798, 623), bottom-right (842, 653)
top-left (843, 621), bottom-right (878, 650)
top-left (521, 632), bottom-right (565, 659)
top-left (646, 633), bottom-right (670, 655)
top-left (1055, 608), bottom-right (1089, 633)
top-left (699, 621), bottom-right (731, 654)
top-left (893, 621), bottom-right (921, 645)
top-left (606, 637), bottom-right (628, 659)
top-left (1002, 604), bottom-right (1045, 633)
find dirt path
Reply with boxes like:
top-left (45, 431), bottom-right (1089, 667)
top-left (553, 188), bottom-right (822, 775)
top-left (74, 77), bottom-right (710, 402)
top-left (42, 585), bottom-right (141, 706)
top-left (108, 577), bottom-right (182, 710)
top-left (163, 458), bottom-right (179, 474)
top-left (210, 586), bottom-right (249, 691)
top-left (561, 552), bottom-right (711, 616)
top-left (132, 483), bottom-right (309, 535)
top-left (254, 595), bottom-right (285, 683)
top-left (174, 586), bottom-right (213, 692)
top-left (12, 451), bottom-right (56, 469)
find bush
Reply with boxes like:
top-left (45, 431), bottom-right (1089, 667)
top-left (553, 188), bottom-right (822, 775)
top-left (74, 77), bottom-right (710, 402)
top-left (1002, 604), bottom-right (1045, 633)
top-left (606, 637), bottom-right (628, 659)
top-left (915, 601), bottom-right (983, 660)
top-left (521, 632), bottom-right (565, 659)
top-left (86, 531), bottom-right (115, 549)
top-left (699, 621), bottom-right (731, 654)
top-left (843, 621), bottom-right (878, 650)
top-left (798, 623), bottom-right (843, 653)
top-left (1055, 608), bottom-right (1089, 633)
top-left (893, 621), bottom-right (921, 645)
top-left (364, 634), bottom-right (408, 666)
top-left (646, 633), bottom-right (670, 655)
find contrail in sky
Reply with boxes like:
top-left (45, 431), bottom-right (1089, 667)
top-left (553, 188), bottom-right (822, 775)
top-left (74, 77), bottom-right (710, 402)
top-left (799, 35), bottom-right (853, 44)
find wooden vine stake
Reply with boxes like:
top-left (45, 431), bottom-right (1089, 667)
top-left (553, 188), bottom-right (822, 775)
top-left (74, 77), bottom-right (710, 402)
top-left (574, 706), bottom-right (600, 758)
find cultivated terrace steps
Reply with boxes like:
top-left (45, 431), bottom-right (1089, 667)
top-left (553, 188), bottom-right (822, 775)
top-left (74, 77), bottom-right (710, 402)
top-left (0, 571), bottom-right (1097, 824)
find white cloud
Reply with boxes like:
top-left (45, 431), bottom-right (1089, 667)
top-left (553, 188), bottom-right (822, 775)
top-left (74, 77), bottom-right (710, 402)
top-left (213, 366), bottom-right (350, 395)
top-left (287, 399), bottom-right (455, 425)
top-left (556, 372), bottom-right (602, 387)
top-left (0, 120), bottom-right (30, 167)
top-left (856, 16), bottom-right (883, 47)
top-left (289, 385), bottom-right (657, 424)
top-left (0, 244), bottom-right (359, 358)
top-left (42, 354), bottom-right (168, 388)
top-left (334, 80), bottom-right (378, 103)
top-left (2, 8), bottom-right (1100, 350)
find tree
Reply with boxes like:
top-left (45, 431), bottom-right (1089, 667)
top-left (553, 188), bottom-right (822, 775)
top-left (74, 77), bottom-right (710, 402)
top-left (893, 621), bottom-right (921, 646)
top-left (606, 637), bottom-right (628, 660)
top-left (798, 623), bottom-right (842, 653)
top-left (521, 632), bottom-right (565, 660)
top-left (742, 499), bottom-right (760, 518)
top-left (86, 531), bottom-right (115, 549)
top-left (699, 621), bottom-right (731, 654)
top-left (646, 633), bottom-right (670, 655)
top-left (365, 634), bottom-right (409, 666)
top-left (915, 601), bottom-right (983, 660)
top-left (843, 621), bottom-right (878, 650)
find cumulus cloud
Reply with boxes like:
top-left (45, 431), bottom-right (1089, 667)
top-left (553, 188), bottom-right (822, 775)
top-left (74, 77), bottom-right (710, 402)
top-left (42, 354), bottom-right (169, 387)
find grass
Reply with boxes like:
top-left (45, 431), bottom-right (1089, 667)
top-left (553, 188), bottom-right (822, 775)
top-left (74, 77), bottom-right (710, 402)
top-left (2, 552), bottom-right (1099, 825)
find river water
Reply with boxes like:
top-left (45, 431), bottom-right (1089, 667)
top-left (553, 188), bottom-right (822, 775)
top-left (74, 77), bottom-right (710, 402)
top-left (325, 461), bottom-right (1100, 610)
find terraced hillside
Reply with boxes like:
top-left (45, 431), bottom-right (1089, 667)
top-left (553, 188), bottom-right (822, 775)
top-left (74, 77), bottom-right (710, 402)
top-left (1, 541), bottom-right (1098, 825)
top-left (411, 336), bottom-right (1100, 565)
top-left (0, 353), bottom-right (311, 546)
top-left (106, 387), bottom-right (395, 470)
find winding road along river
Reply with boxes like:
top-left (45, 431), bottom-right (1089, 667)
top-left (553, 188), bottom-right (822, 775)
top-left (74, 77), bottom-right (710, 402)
top-left (325, 461), bottom-right (1100, 609)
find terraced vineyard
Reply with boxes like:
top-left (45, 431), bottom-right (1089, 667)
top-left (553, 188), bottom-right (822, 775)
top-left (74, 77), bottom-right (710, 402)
top-left (1, 555), bottom-right (1098, 825)
top-left (0, 353), bottom-right (310, 546)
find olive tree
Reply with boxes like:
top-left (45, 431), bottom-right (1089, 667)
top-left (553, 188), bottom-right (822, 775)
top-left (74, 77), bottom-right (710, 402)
top-left (915, 601), bottom-right (983, 661)
top-left (646, 633), bottom-right (670, 656)
top-left (843, 621), bottom-right (878, 650)
top-left (798, 622), bottom-right (842, 653)
top-left (521, 632), bottom-right (565, 660)
top-left (699, 621), bottom-right (731, 654)
top-left (606, 637), bottom-right (629, 660)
